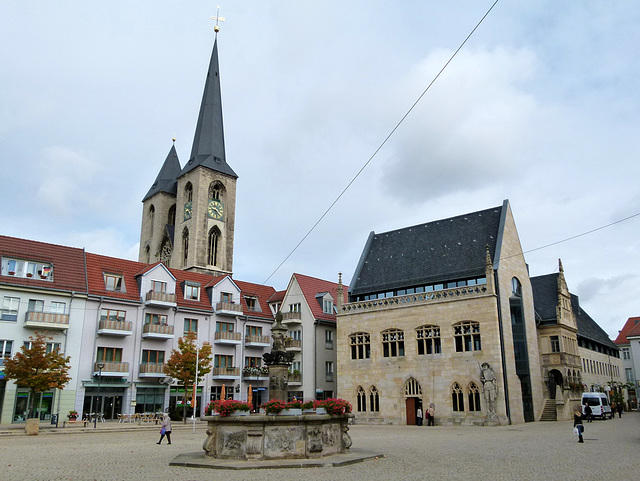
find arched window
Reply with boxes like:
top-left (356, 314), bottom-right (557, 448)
top-left (148, 205), bottom-right (155, 234)
top-left (453, 321), bottom-right (481, 352)
top-left (451, 382), bottom-right (464, 412)
top-left (349, 332), bottom-right (371, 360)
top-left (209, 181), bottom-right (224, 201)
top-left (145, 245), bottom-right (150, 264)
top-left (511, 277), bottom-right (522, 297)
top-left (382, 329), bottom-right (405, 357)
top-left (404, 378), bottom-right (422, 397)
top-left (182, 228), bottom-right (189, 267)
top-left (369, 386), bottom-right (380, 412)
top-left (356, 386), bottom-right (366, 412)
top-left (168, 204), bottom-right (176, 226)
top-left (184, 182), bottom-right (193, 202)
top-left (416, 324), bottom-right (441, 355)
top-left (159, 237), bottom-right (172, 265)
top-left (208, 227), bottom-right (220, 266)
top-left (468, 382), bottom-right (481, 412)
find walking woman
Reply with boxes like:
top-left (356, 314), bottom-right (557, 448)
top-left (157, 413), bottom-right (172, 445)
top-left (573, 409), bottom-right (584, 443)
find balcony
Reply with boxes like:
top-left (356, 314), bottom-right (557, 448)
top-left (211, 367), bottom-right (241, 380)
top-left (145, 290), bottom-right (177, 308)
top-left (139, 362), bottom-right (166, 378)
top-left (287, 371), bottom-right (302, 386)
top-left (245, 335), bottom-right (270, 348)
top-left (24, 310), bottom-right (69, 330)
top-left (214, 331), bottom-right (242, 345)
top-left (285, 339), bottom-right (301, 352)
top-left (93, 361), bottom-right (130, 377)
top-left (242, 366), bottom-right (270, 381)
top-left (142, 323), bottom-right (174, 340)
top-left (97, 319), bottom-right (133, 336)
top-left (282, 311), bottom-right (302, 325)
top-left (215, 302), bottom-right (243, 316)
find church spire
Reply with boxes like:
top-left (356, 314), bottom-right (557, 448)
top-left (180, 36), bottom-right (237, 179)
top-left (142, 142), bottom-right (181, 201)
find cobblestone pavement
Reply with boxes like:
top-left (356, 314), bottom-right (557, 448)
top-left (1, 413), bottom-right (638, 481)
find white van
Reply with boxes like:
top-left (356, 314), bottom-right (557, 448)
top-left (581, 392), bottom-right (613, 419)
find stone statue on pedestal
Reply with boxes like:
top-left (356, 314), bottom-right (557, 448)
top-left (480, 362), bottom-right (498, 417)
top-left (262, 312), bottom-right (294, 401)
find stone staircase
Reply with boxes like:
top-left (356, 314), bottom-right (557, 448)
top-left (539, 399), bottom-right (557, 421)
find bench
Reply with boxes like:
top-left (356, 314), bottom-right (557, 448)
top-left (63, 420), bottom-right (88, 427)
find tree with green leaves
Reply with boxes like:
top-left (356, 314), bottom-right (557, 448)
top-left (3, 333), bottom-right (71, 419)
top-left (163, 332), bottom-right (212, 422)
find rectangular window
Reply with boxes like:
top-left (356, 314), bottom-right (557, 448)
top-left (28, 299), bottom-right (44, 312)
top-left (97, 346), bottom-right (123, 362)
top-left (323, 299), bottom-right (333, 314)
top-left (0, 340), bottom-right (13, 367)
top-left (100, 309), bottom-right (126, 321)
top-left (244, 356), bottom-right (261, 367)
top-left (623, 348), bottom-right (630, 360)
top-left (290, 361), bottom-right (301, 373)
top-left (216, 322), bottom-right (234, 332)
top-left (214, 355), bottom-right (233, 368)
top-left (211, 386), bottom-right (233, 401)
top-left (50, 302), bottom-right (66, 314)
top-left (24, 341), bottom-right (61, 354)
top-left (289, 303), bottom-right (301, 313)
top-left (382, 330), bottom-right (405, 357)
top-left (184, 284), bottom-right (200, 301)
top-left (416, 325), bottom-right (441, 355)
top-left (1, 297), bottom-right (20, 321)
top-left (184, 318), bottom-right (198, 333)
top-left (152, 280), bottom-right (166, 293)
top-left (454, 322), bottom-right (481, 352)
top-left (1, 257), bottom-right (53, 279)
top-left (550, 336), bottom-right (560, 353)
top-left (350, 332), bottom-right (371, 360)
top-left (245, 325), bottom-right (262, 336)
top-left (141, 349), bottom-right (164, 364)
top-left (244, 297), bottom-right (257, 310)
top-left (325, 330), bottom-right (334, 349)
top-left (220, 292), bottom-right (232, 303)
top-left (325, 361), bottom-right (334, 382)
top-left (145, 313), bottom-right (167, 325)
top-left (626, 368), bottom-right (633, 383)
top-left (104, 274), bottom-right (124, 292)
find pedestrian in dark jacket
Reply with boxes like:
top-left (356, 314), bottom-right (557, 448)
top-left (583, 403), bottom-right (592, 422)
top-left (573, 409), bottom-right (584, 443)
top-left (616, 403), bottom-right (623, 418)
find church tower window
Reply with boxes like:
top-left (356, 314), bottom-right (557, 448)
top-left (208, 227), bottom-right (220, 266)
top-left (168, 204), bottom-right (176, 226)
top-left (182, 228), bottom-right (189, 267)
top-left (209, 182), bottom-right (223, 201)
top-left (148, 205), bottom-right (155, 234)
top-left (185, 182), bottom-right (193, 202)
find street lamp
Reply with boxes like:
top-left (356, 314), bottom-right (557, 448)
top-left (95, 363), bottom-right (105, 428)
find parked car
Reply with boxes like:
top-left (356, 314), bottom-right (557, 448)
top-left (581, 392), bottom-right (613, 419)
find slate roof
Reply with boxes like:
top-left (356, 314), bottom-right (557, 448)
top-left (614, 316), bottom-right (640, 344)
top-left (0, 235), bottom-right (87, 293)
top-left (179, 38), bottom-right (238, 180)
top-left (349, 203), bottom-right (504, 297)
top-left (293, 273), bottom-right (348, 323)
top-left (571, 294), bottom-right (618, 350)
top-left (142, 144), bottom-right (181, 202)
top-left (530, 274), bottom-right (559, 323)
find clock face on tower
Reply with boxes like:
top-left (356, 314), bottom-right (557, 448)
top-left (208, 200), bottom-right (224, 220)
top-left (184, 202), bottom-right (192, 221)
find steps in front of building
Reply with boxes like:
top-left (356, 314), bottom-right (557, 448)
top-left (539, 399), bottom-right (557, 421)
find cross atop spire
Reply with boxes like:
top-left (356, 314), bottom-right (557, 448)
top-left (211, 6), bottom-right (225, 33)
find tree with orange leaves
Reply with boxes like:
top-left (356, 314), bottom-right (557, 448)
top-left (163, 331), bottom-right (212, 422)
top-left (4, 333), bottom-right (71, 419)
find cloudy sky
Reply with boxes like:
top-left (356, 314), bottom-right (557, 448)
top-left (2, 1), bottom-right (639, 339)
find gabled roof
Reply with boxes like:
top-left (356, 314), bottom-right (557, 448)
top-left (0, 235), bottom-right (87, 293)
top-left (179, 37), bottom-right (237, 180)
top-left (531, 273), bottom-right (559, 323)
top-left (235, 280), bottom-right (277, 320)
top-left (614, 316), bottom-right (640, 344)
top-left (85, 252), bottom-right (145, 302)
top-left (292, 273), bottom-right (348, 323)
top-left (349, 202), bottom-right (505, 296)
top-left (142, 144), bottom-right (182, 202)
top-left (268, 290), bottom-right (286, 304)
top-left (168, 268), bottom-right (215, 311)
top-left (571, 294), bottom-right (618, 350)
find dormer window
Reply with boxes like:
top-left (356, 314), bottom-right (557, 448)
top-left (184, 283), bottom-right (200, 301)
top-left (104, 273), bottom-right (124, 292)
top-left (221, 292), bottom-right (232, 303)
top-left (323, 299), bottom-right (334, 314)
top-left (1, 257), bottom-right (53, 280)
top-left (244, 297), bottom-right (259, 311)
top-left (152, 280), bottom-right (167, 293)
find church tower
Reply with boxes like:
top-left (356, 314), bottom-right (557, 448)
top-left (139, 33), bottom-right (237, 276)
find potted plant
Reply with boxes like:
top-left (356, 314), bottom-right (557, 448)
top-left (205, 399), bottom-right (251, 417)
top-left (319, 398), bottom-right (352, 415)
top-left (67, 410), bottom-right (78, 420)
top-left (302, 400), bottom-right (315, 413)
top-left (26, 273), bottom-right (33, 278)
top-left (261, 399), bottom-right (287, 415)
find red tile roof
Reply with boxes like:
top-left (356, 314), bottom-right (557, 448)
top-left (268, 290), bottom-right (286, 304)
top-left (0, 235), bottom-right (87, 293)
top-left (234, 280), bottom-right (276, 320)
top-left (292, 273), bottom-right (348, 323)
top-left (85, 252), bottom-right (146, 301)
top-left (614, 316), bottom-right (640, 344)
